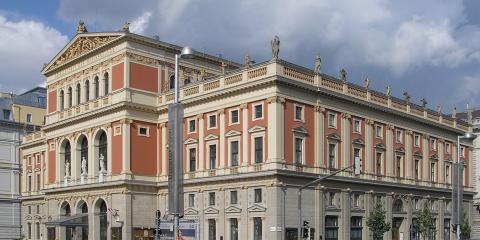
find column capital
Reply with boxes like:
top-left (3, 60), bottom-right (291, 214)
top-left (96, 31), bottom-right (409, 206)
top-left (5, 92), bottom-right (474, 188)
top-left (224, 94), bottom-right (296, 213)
top-left (239, 103), bottom-right (248, 109)
top-left (120, 118), bottom-right (132, 124)
top-left (216, 108), bottom-right (225, 115)
top-left (341, 112), bottom-right (351, 119)
top-left (266, 96), bottom-right (285, 104)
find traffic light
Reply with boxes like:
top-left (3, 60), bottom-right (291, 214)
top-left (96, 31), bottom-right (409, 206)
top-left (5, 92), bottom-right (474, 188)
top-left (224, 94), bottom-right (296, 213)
top-left (354, 156), bottom-right (362, 175)
top-left (302, 221), bottom-right (310, 238)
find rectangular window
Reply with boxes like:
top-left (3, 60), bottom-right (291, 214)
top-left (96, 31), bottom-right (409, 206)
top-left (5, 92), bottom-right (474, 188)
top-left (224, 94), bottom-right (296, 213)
top-left (28, 206), bottom-right (31, 214)
top-left (254, 104), bottom-right (263, 119)
top-left (375, 125), bottom-right (383, 138)
top-left (446, 165), bottom-right (450, 184)
top-left (294, 105), bottom-right (303, 121)
top-left (460, 146), bottom-right (465, 157)
top-left (209, 144), bottom-right (217, 169)
top-left (353, 119), bottom-right (361, 133)
top-left (230, 141), bottom-right (239, 167)
top-left (414, 199), bottom-right (419, 210)
top-left (36, 174), bottom-right (40, 191)
top-left (138, 127), bottom-right (149, 136)
top-left (328, 143), bottom-right (336, 169)
top-left (446, 143), bottom-right (451, 153)
top-left (444, 219), bottom-right (450, 240)
top-left (230, 190), bottom-right (238, 205)
top-left (208, 219), bottom-right (216, 240)
top-left (188, 194), bottom-right (195, 207)
top-left (36, 205), bottom-right (40, 214)
top-left (431, 162), bottom-right (436, 182)
top-left (325, 216), bottom-right (338, 240)
top-left (208, 114), bottom-right (217, 128)
top-left (253, 217), bottom-right (262, 240)
top-left (414, 135), bottom-right (420, 147)
top-left (396, 156), bottom-right (402, 178)
top-left (36, 222), bottom-right (40, 239)
top-left (431, 139), bottom-right (437, 150)
top-left (351, 217), bottom-right (362, 240)
top-left (328, 113), bottom-right (336, 128)
top-left (254, 136), bottom-right (263, 163)
top-left (230, 218), bottom-right (239, 240)
top-left (28, 223), bottom-right (32, 239)
top-left (353, 148), bottom-right (360, 160)
top-left (415, 159), bottom-right (420, 180)
top-left (189, 148), bottom-right (196, 172)
top-left (376, 152), bottom-right (383, 175)
top-left (254, 188), bottom-right (262, 203)
top-left (28, 176), bottom-right (32, 192)
top-left (3, 109), bottom-right (11, 120)
top-left (189, 119), bottom-right (196, 133)
top-left (396, 129), bottom-right (402, 143)
top-left (352, 194), bottom-right (360, 208)
top-left (295, 138), bottom-right (303, 164)
top-left (26, 113), bottom-right (32, 123)
top-left (230, 110), bottom-right (239, 124)
top-left (328, 192), bottom-right (335, 206)
top-left (209, 192), bottom-right (215, 206)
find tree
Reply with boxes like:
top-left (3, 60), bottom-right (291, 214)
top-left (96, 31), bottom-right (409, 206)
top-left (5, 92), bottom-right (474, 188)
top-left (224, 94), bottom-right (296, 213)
top-left (460, 211), bottom-right (471, 240)
top-left (416, 202), bottom-right (436, 240)
top-left (366, 201), bottom-right (391, 240)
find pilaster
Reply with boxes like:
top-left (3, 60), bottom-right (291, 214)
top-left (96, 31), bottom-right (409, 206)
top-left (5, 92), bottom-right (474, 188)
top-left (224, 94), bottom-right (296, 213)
top-left (342, 113), bottom-right (351, 170)
top-left (267, 96), bottom-right (285, 163)
top-left (365, 119), bottom-right (374, 175)
top-left (198, 114), bottom-right (205, 171)
top-left (218, 109), bottom-right (226, 169)
top-left (121, 119), bottom-right (132, 176)
top-left (386, 124), bottom-right (394, 177)
top-left (314, 103), bottom-right (325, 168)
top-left (406, 130), bottom-right (413, 179)
top-left (241, 103), bottom-right (248, 166)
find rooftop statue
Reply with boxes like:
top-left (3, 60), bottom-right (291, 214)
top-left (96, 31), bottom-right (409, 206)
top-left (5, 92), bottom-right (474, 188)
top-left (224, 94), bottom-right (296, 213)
top-left (403, 91), bottom-right (411, 104)
top-left (420, 98), bottom-right (428, 108)
top-left (452, 104), bottom-right (457, 119)
top-left (364, 77), bottom-right (370, 90)
top-left (76, 20), bottom-right (87, 34)
top-left (244, 55), bottom-right (252, 68)
top-left (271, 36), bottom-right (280, 60)
top-left (122, 22), bottom-right (130, 33)
top-left (385, 85), bottom-right (392, 97)
top-left (314, 55), bottom-right (322, 75)
top-left (340, 68), bottom-right (347, 81)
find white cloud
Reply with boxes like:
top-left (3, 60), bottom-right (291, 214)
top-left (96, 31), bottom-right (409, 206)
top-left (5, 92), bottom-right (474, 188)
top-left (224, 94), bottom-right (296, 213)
top-left (0, 15), bottom-right (68, 92)
top-left (130, 12), bottom-right (152, 35)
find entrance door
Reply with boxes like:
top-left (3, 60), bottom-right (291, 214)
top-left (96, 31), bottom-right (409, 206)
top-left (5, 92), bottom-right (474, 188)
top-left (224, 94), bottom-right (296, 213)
top-left (392, 218), bottom-right (403, 240)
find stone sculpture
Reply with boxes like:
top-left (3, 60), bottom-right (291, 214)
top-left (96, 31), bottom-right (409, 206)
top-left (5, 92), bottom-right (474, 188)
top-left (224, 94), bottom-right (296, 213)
top-left (271, 36), bottom-right (280, 60)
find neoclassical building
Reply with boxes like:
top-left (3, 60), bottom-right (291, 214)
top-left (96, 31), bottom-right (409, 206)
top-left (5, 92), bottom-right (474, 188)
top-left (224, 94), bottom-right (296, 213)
top-left (20, 23), bottom-right (475, 240)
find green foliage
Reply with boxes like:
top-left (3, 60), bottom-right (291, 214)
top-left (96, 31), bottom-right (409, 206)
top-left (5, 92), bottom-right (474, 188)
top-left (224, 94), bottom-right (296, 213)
top-left (460, 211), bottom-right (471, 239)
top-left (416, 202), bottom-right (436, 240)
top-left (366, 202), bottom-right (391, 240)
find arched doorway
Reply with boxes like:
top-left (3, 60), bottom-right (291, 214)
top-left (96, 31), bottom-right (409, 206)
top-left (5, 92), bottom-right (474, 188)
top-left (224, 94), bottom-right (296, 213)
top-left (76, 201), bottom-right (89, 240)
top-left (60, 202), bottom-right (73, 240)
top-left (392, 199), bottom-right (405, 240)
top-left (94, 199), bottom-right (108, 240)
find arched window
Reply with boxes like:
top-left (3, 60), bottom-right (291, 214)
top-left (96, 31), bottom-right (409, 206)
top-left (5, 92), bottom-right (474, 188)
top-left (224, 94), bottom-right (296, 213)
top-left (85, 80), bottom-right (90, 102)
top-left (184, 78), bottom-right (191, 85)
top-left (80, 202), bottom-right (88, 213)
top-left (81, 137), bottom-right (88, 172)
top-left (76, 83), bottom-right (81, 104)
top-left (169, 75), bottom-right (175, 90)
top-left (94, 76), bottom-right (99, 99)
top-left (99, 200), bottom-right (107, 240)
top-left (61, 202), bottom-right (71, 216)
top-left (103, 73), bottom-right (109, 96)
top-left (99, 131), bottom-right (107, 171)
top-left (59, 90), bottom-right (64, 110)
top-left (67, 87), bottom-right (72, 108)
top-left (65, 142), bottom-right (71, 170)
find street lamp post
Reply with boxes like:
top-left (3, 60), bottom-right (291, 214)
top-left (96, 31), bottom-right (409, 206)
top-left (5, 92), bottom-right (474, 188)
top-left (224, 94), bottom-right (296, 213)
top-left (454, 132), bottom-right (475, 240)
top-left (169, 46), bottom-right (195, 240)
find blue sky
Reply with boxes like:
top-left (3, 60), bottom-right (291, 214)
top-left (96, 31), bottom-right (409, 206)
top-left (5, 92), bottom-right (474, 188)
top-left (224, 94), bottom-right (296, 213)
top-left (0, 0), bottom-right (479, 113)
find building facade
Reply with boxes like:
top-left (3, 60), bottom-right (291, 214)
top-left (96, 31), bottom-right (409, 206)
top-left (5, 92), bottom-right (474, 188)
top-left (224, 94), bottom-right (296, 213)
top-left (0, 87), bottom-right (46, 239)
top-left (20, 24), bottom-right (475, 240)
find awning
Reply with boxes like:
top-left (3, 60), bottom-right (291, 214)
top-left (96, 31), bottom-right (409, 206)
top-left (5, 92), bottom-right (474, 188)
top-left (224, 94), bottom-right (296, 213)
top-left (45, 213), bottom-right (89, 227)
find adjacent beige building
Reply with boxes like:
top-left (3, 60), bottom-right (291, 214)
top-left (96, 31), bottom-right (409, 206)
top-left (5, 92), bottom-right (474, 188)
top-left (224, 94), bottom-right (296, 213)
top-left (20, 23), bottom-right (475, 240)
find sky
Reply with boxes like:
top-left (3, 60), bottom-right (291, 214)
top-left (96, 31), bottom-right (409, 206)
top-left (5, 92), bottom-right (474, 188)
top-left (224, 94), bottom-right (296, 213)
top-left (0, 0), bottom-right (479, 113)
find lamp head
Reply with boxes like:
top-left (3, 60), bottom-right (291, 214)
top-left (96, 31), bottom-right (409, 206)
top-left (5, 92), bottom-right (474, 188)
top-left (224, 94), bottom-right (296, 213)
top-left (463, 132), bottom-right (476, 140)
top-left (180, 46), bottom-right (195, 59)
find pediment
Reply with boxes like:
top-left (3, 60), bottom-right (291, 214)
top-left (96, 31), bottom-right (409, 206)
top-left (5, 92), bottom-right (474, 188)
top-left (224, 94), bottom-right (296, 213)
top-left (414, 151), bottom-right (423, 157)
top-left (225, 130), bottom-right (241, 137)
top-left (375, 143), bottom-right (386, 149)
top-left (327, 133), bottom-right (341, 141)
top-left (25, 215), bottom-right (32, 220)
top-left (430, 154), bottom-right (438, 160)
top-left (352, 138), bottom-right (364, 145)
top-left (184, 207), bottom-right (199, 215)
top-left (184, 138), bottom-right (198, 145)
top-left (225, 205), bottom-right (242, 214)
top-left (395, 147), bottom-right (405, 153)
top-left (248, 125), bottom-right (266, 133)
top-left (204, 134), bottom-right (219, 141)
top-left (292, 126), bottom-right (308, 135)
top-left (247, 204), bottom-right (266, 213)
top-left (204, 206), bottom-right (220, 214)
top-left (43, 33), bottom-right (123, 73)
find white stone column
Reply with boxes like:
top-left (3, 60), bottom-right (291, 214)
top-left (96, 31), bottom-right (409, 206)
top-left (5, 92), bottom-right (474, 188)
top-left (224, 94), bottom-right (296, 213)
top-left (241, 103), bottom-right (248, 166)
top-left (219, 109), bottom-right (226, 169)
top-left (267, 96), bottom-right (285, 163)
top-left (314, 104), bottom-right (325, 168)
top-left (365, 120), bottom-right (374, 175)
top-left (88, 130), bottom-right (95, 181)
top-left (161, 123), bottom-right (167, 176)
top-left (198, 114), bottom-right (205, 172)
top-left (386, 125), bottom-right (394, 177)
top-left (107, 125), bottom-right (113, 176)
top-left (122, 119), bottom-right (132, 176)
top-left (124, 56), bottom-right (130, 88)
